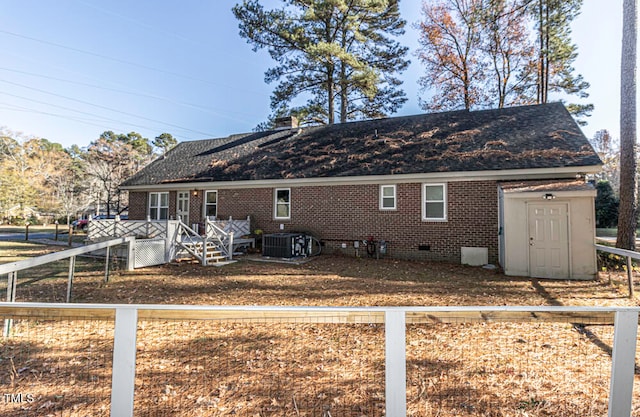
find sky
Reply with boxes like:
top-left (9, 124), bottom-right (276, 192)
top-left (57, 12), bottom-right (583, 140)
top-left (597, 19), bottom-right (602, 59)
top-left (0, 0), bottom-right (630, 149)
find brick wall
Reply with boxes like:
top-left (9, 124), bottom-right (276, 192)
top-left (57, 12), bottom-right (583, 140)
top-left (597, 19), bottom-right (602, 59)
top-left (127, 181), bottom-right (499, 263)
top-left (190, 192), bottom-right (203, 226)
top-left (218, 188), bottom-right (272, 228)
top-left (128, 191), bottom-right (147, 219)
top-left (219, 181), bottom-right (499, 264)
top-left (168, 191), bottom-right (177, 220)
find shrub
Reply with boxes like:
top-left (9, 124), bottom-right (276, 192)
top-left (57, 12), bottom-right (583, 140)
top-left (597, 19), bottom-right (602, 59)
top-left (595, 181), bottom-right (619, 228)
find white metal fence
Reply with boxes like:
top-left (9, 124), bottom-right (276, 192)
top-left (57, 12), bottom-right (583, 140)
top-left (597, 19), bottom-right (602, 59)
top-left (0, 237), bottom-right (135, 303)
top-left (0, 304), bottom-right (636, 416)
top-left (595, 241), bottom-right (640, 298)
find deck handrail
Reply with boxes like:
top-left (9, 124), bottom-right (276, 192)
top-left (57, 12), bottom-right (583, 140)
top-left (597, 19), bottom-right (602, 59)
top-left (175, 220), bottom-right (205, 263)
top-left (205, 218), bottom-right (234, 260)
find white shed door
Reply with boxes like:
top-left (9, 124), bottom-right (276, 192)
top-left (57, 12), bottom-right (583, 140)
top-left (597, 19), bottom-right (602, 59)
top-left (528, 203), bottom-right (569, 279)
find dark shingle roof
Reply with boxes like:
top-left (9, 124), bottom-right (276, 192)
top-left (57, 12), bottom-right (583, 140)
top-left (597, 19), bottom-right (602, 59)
top-left (500, 180), bottom-right (595, 193)
top-left (121, 103), bottom-right (601, 187)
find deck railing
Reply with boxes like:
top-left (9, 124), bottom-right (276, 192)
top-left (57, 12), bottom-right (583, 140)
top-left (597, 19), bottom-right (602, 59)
top-left (0, 303), bottom-right (636, 417)
top-left (88, 217), bottom-right (249, 264)
top-left (87, 219), bottom-right (167, 240)
top-left (87, 217), bottom-right (250, 242)
top-left (205, 218), bottom-right (234, 261)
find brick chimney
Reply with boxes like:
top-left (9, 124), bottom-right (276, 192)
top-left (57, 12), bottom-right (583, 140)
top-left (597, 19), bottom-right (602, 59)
top-left (274, 116), bottom-right (299, 130)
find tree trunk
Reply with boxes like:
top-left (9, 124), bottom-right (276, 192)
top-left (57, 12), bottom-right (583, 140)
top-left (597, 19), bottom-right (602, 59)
top-left (327, 64), bottom-right (335, 125)
top-left (543, 1), bottom-right (550, 103)
top-left (340, 61), bottom-right (348, 123)
top-left (616, 0), bottom-right (638, 251)
top-left (537, 0), bottom-right (544, 103)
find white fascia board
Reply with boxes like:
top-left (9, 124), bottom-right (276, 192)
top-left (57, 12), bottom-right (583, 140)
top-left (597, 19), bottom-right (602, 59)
top-left (504, 190), bottom-right (597, 199)
top-left (120, 165), bottom-right (602, 191)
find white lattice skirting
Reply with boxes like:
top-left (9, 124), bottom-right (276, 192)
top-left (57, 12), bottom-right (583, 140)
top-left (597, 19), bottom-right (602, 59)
top-left (134, 239), bottom-right (166, 268)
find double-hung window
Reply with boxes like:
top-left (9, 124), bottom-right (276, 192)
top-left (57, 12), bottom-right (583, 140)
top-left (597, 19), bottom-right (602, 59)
top-left (204, 190), bottom-right (218, 219)
top-left (149, 192), bottom-right (169, 220)
top-left (274, 188), bottom-right (291, 219)
top-left (422, 183), bottom-right (447, 221)
top-left (380, 185), bottom-right (397, 210)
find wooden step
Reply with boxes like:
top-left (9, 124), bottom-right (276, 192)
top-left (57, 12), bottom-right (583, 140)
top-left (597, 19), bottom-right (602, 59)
top-left (207, 260), bottom-right (237, 267)
top-left (182, 242), bottom-right (220, 249)
top-left (177, 240), bottom-right (232, 265)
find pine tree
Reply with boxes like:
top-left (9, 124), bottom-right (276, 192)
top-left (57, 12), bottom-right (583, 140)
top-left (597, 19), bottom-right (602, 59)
top-left (233, 0), bottom-right (409, 125)
top-left (616, 0), bottom-right (637, 250)
top-left (531, 0), bottom-right (593, 124)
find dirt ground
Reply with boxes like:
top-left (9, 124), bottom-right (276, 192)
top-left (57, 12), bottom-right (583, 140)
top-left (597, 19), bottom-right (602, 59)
top-left (1, 249), bottom-right (639, 416)
top-left (73, 255), bottom-right (639, 308)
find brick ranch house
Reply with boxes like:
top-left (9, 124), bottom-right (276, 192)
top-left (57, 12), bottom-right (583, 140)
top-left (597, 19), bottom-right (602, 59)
top-left (120, 102), bottom-right (602, 279)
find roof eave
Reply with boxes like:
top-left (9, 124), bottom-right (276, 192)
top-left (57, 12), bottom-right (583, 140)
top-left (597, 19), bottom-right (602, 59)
top-left (120, 165), bottom-right (602, 191)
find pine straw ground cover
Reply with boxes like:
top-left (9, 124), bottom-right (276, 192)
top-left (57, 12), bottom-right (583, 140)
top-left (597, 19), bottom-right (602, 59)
top-left (0, 250), bottom-right (639, 416)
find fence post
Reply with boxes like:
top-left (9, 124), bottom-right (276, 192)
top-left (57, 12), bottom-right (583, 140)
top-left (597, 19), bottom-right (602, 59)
top-left (608, 309), bottom-right (639, 417)
top-left (104, 246), bottom-right (111, 283)
top-left (66, 256), bottom-right (76, 303)
top-left (385, 309), bottom-right (406, 417)
top-left (126, 239), bottom-right (135, 271)
top-left (110, 307), bottom-right (138, 417)
top-left (164, 219), bottom-right (170, 262)
top-left (3, 272), bottom-right (17, 337)
top-left (25, 223), bottom-right (29, 241)
top-left (202, 234), bottom-right (208, 266)
top-left (626, 256), bottom-right (634, 298)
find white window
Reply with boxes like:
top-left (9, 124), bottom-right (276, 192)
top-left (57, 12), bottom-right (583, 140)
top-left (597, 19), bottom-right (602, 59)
top-left (274, 188), bottom-right (291, 219)
top-left (204, 190), bottom-right (218, 219)
top-left (380, 185), bottom-right (397, 210)
top-left (422, 183), bottom-right (447, 221)
top-left (149, 192), bottom-right (169, 220)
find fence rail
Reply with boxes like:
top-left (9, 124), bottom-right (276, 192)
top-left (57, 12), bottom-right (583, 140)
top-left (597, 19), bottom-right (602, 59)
top-left (595, 241), bottom-right (640, 298)
top-left (0, 237), bottom-right (135, 276)
top-left (0, 303), bottom-right (637, 417)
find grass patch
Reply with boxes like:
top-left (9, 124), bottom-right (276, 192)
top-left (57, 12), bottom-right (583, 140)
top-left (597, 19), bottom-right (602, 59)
top-left (596, 227), bottom-right (640, 238)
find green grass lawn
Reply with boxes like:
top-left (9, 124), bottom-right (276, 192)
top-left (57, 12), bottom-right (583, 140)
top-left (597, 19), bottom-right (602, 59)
top-left (596, 228), bottom-right (640, 238)
top-left (0, 224), bottom-right (70, 233)
top-left (0, 224), bottom-right (87, 244)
